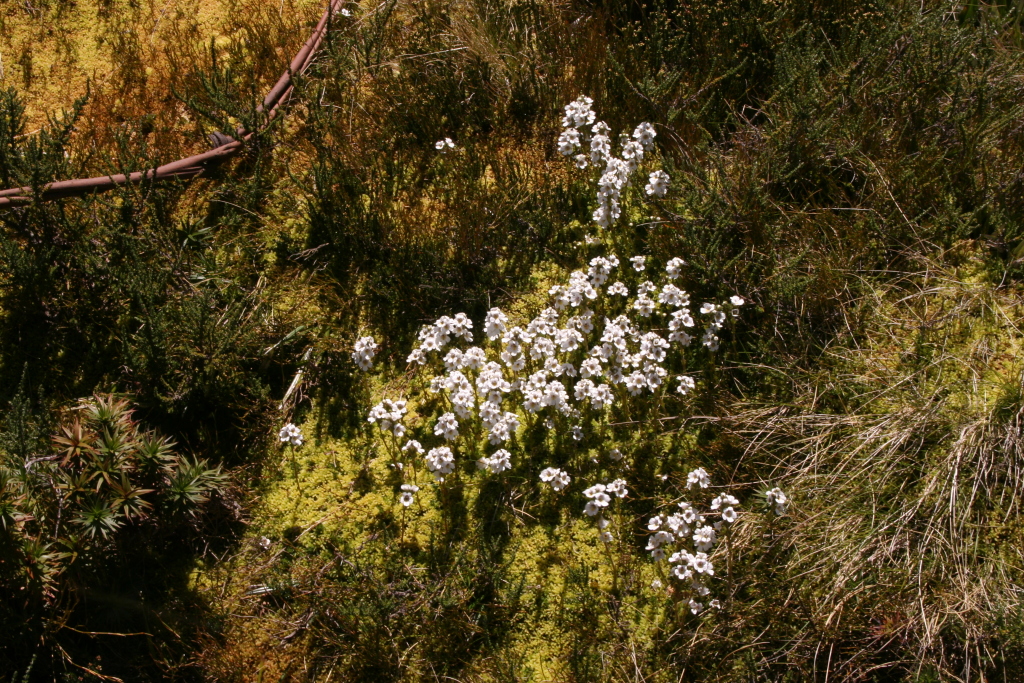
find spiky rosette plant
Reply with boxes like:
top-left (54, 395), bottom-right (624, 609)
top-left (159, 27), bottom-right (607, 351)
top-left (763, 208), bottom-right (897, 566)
top-left (0, 394), bottom-right (227, 602)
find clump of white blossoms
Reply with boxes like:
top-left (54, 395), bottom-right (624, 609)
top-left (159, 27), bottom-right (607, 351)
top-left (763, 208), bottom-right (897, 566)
top-left (278, 422), bottom-right (303, 446)
top-left (540, 467), bottom-right (571, 491)
top-left (639, 470), bottom-right (740, 613)
top-left (425, 446), bottom-right (455, 481)
top-left (376, 249), bottom-right (742, 502)
top-left (435, 137), bottom-right (455, 152)
top-left (687, 466), bottom-right (711, 490)
top-left (478, 449), bottom-right (512, 474)
top-left (367, 398), bottom-right (408, 438)
top-left (645, 169), bottom-right (670, 197)
top-left (352, 336), bottom-right (378, 371)
top-left (557, 96), bottom-right (664, 229)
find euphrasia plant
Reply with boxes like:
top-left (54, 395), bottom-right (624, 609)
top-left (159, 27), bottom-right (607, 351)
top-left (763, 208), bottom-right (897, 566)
top-left (306, 98), bottom-right (787, 615)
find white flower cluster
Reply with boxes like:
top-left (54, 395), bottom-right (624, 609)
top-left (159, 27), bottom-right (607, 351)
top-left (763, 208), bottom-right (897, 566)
top-left (582, 479), bottom-right (627, 517)
top-left (766, 487), bottom-right (789, 515)
top-left (540, 467), bottom-right (571, 491)
top-left (408, 313), bottom-right (474, 361)
top-left (278, 422), bottom-right (303, 446)
top-left (478, 449), bottom-right (512, 474)
top-left (643, 470), bottom-right (739, 614)
top-left (367, 398), bottom-right (407, 438)
top-left (367, 253), bottom-right (743, 509)
top-left (435, 137), bottom-right (455, 152)
top-left (557, 97), bottom-right (664, 229)
top-left (425, 446), bottom-right (455, 481)
top-left (645, 169), bottom-right (669, 197)
top-left (352, 336), bottom-right (378, 371)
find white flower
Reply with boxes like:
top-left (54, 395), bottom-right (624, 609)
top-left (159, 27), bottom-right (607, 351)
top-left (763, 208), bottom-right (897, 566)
top-left (648, 515), bottom-right (663, 531)
top-left (557, 127), bottom-right (580, 156)
top-left (443, 348), bottom-right (465, 371)
top-left (608, 448), bottom-right (622, 461)
top-left (340, 7), bottom-right (352, 16)
top-left (590, 384), bottom-right (613, 409)
top-left (677, 376), bottom-right (696, 395)
top-left (702, 329), bottom-right (720, 352)
top-left (666, 257), bottom-right (686, 279)
top-left (587, 256), bottom-right (616, 286)
top-left (434, 412), bottom-right (459, 441)
top-left (278, 423), bottom-right (303, 446)
top-left (686, 467), bottom-right (711, 490)
top-left (699, 302), bottom-right (716, 315)
top-left (689, 599), bottom-right (704, 615)
top-left (607, 281), bottom-right (629, 296)
top-left (692, 552), bottom-right (714, 575)
top-left (670, 309), bottom-right (695, 329)
top-left (658, 284), bottom-right (687, 306)
top-left (368, 398), bottom-right (408, 436)
top-left (352, 336), bottom-right (378, 371)
top-left (407, 348), bottom-right (426, 365)
top-left (665, 513), bottom-right (689, 536)
top-left (646, 530), bottom-right (675, 554)
top-left (402, 440), bottom-right (424, 455)
top-left (540, 467), bottom-right (570, 491)
top-left (562, 95), bottom-right (596, 129)
top-left (574, 378), bottom-right (595, 402)
top-left (722, 507), bottom-right (737, 523)
top-left (669, 330), bottom-right (693, 346)
top-left (624, 371), bottom-right (647, 396)
top-left (579, 357), bottom-right (603, 379)
top-left (767, 487), bottom-right (789, 515)
top-left (678, 501), bottom-right (699, 525)
top-left (645, 169), bottom-right (669, 197)
top-left (633, 296), bottom-right (655, 317)
top-left (710, 599), bottom-right (722, 610)
top-left (639, 332), bottom-right (669, 362)
top-left (730, 295), bottom-right (745, 306)
top-left (599, 530), bottom-right (613, 543)
top-left (630, 255), bottom-right (646, 272)
top-left (435, 137), bottom-right (455, 152)
top-left (399, 483), bottom-right (419, 507)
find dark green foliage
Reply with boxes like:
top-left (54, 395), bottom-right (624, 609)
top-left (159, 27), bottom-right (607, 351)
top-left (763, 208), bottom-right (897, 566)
top-left (0, 393), bottom-right (228, 679)
top-left (0, 86), bottom-right (308, 458)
